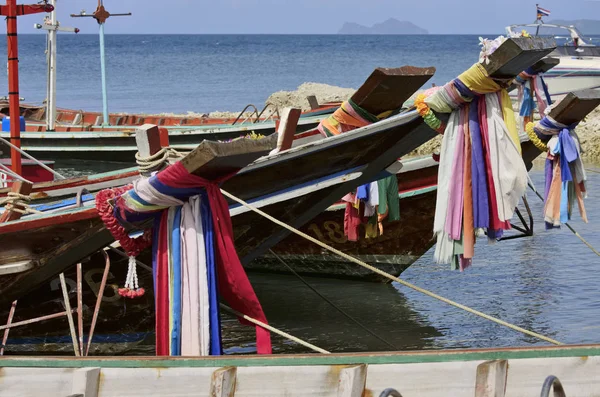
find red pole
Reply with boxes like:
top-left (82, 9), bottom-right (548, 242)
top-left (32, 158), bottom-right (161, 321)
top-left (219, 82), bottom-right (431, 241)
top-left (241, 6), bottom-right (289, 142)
top-left (1, 1), bottom-right (54, 176)
top-left (6, 0), bottom-right (21, 176)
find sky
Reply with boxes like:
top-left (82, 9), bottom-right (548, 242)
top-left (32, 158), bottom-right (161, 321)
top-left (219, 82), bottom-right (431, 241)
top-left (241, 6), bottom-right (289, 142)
top-left (1, 0), bottom-right (599, 35)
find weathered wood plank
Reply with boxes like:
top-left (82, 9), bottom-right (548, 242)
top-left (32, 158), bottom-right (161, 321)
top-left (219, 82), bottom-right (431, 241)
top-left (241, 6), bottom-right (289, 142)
top-left (507, 57), bottom-right (560, 92)
top-left (530, 57), bottom-right (560, 74)
top-left (134, 124), bottom-right (161, 159)
top-left (548, 89), bottom-right (600, 125)
top-left (474, 360), bottom-right (508, 397)
top-left (210, 366), bottom-right (237, 397)
top-left (271, 107), bottom-right (301, 154)
top-left (522, 89), bottom-right (600, 169)
top-left (337, 364), bottom-right (367, 397)
top-left (180, 134), bottom-right (277, 179)
top-left (306, 95), bottom-right (320, 110)
top-left (352, 66), bottom-right (435, 114)
top-left (135, 124), bottom-right (163, 177)
top-left (71, 367), bottom-right (100, 397)
top-left (484, 37), bottom-right (556, 79)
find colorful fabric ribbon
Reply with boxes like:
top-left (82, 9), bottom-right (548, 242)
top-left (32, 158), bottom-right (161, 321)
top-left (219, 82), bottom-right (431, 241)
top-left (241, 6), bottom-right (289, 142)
top-left (317, 99), bottom-right (381, 137)
top-left (318, 98), bottom-right (401, 241)
top-left (101, 161), bottom-right (272, 356)
top-left (515, 67), bottom-right (552, 140)
top-left (418, 62), bottom-right (528, 269)
top-left (526, 116), bottom-right (588, 228)
top-left (342, 176), bottom-right (400, 241)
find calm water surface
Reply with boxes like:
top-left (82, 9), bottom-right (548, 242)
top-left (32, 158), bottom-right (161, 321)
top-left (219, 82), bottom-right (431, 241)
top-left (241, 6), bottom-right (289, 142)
top-left (3, 34), bottom-right (484, 113)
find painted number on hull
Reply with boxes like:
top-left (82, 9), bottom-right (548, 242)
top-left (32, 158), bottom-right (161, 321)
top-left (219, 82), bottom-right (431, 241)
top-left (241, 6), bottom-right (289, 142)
top-left (307, 221), bottom-right (347, 244)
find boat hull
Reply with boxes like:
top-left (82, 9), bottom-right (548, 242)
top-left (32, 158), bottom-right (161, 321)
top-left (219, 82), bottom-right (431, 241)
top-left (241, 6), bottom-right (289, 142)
top-left (1, 345), bottom-right (600, 396)
top-left (247, 163), bottom-right (438, 282)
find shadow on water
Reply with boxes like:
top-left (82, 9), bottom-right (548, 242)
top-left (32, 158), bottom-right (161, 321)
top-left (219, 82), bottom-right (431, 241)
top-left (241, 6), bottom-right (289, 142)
top-left (224, 273), bottom-right (442, 354)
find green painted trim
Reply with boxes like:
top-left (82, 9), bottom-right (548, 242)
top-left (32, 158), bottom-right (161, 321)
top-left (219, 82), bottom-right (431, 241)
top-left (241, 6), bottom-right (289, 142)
top-left (1, 345), bottom-right (599, 368)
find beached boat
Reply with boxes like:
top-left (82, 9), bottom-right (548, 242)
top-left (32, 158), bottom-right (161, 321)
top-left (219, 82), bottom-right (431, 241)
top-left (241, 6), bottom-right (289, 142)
top-left (506, 17), bottom-right (600, 97)
top-left (0, 344), bottom-right (599, 396)
top-left (0, 100), bottom-right (338, 129)
top-left (0, 109), bottom-right (334, 162)
top-left (0, 65), bottom-right (438, 306)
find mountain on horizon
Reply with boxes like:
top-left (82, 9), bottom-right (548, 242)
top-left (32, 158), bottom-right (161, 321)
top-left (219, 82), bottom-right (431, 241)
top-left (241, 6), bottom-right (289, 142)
top-left (338, 18), bottom-right (428, 35)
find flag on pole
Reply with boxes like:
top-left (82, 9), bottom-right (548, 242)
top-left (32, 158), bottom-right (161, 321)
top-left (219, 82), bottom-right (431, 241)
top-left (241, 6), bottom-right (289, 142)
top-left (537, 5), bottom-right (551, 20)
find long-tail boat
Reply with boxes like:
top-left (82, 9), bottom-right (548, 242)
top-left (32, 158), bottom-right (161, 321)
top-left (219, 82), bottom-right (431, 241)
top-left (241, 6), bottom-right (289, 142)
top-left (0, 64), bottom-right (438, 307)
top-left (0, 107), bottom-right (335, 162)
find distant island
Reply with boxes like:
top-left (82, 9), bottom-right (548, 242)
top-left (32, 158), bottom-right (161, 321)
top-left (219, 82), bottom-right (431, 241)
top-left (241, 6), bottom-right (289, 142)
top-left (338, 18), bottom-right (428, 35)
top-left (546, 19), bottom-right (600, 35)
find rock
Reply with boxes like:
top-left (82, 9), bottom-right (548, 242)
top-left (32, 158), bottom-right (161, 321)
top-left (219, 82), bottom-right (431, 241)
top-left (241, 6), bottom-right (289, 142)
top-left (265, 82), bottom-right (356, 111)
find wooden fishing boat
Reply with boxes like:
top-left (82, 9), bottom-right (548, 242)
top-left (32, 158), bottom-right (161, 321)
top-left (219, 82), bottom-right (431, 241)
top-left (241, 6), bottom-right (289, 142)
top-left (0, 104), bottom-right (337, 161)
top-left (0, 65), bottom-right (438, 307)
top-left (0, 100), bottom-right (338, 129)
top-left (0, 344), bottom-right (599, 396)
top-left (248, 155), bottom-right (439, 282)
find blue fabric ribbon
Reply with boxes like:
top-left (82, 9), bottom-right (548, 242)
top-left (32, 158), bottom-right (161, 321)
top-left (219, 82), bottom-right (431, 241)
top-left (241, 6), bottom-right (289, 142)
top-left (540, 76), bottom-right (552, 107)
top-left (356, 184), bottom-right (369, 201)
top-left (201, 192), bottom-right (223, 355)
top-left (453, 79), bottom-right (476, 99)
top-left (170, 207), bottom-right (182, 356)
top-left (469, 96), bottom-right (489, 229)
top-left (519, 85), bottom-right (534, 117)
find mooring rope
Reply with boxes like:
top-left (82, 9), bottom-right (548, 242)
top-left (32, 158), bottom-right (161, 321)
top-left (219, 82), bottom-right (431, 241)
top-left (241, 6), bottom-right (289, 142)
top-left (0, 192), bottom-right (42, 215)
top-left (268, 248), bottom-right (398, 350)
top-left (111, 248), bottom-right (329, 354)
top-left (528, 182), bottom-right (600, 258)
top-left (135, 147), bottom-right (185, 173)
top-left (221, 188), bottom-right (563, 346)
top-left (219, 304), bottom-right (331, 354)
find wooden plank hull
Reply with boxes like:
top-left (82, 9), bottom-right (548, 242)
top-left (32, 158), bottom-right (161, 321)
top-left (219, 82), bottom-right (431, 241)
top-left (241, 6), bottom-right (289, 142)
top-left (0, 345), bottom-right (599, 396)
top-left (0, 104), bottom-right (336, 161)
top-left (0, 101), bottom-right (338, 128)
top-left (246, 158), bottom-right (439, 282)
top-left (0, 115), bottom-right (325, 162)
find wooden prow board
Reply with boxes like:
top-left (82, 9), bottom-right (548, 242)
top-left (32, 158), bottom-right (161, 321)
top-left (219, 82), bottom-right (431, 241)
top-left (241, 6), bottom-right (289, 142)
top-left (482, 37), bottom-right (556, 80)
top-left (432, 38), bottom-right (556, 127)
top-left (530, 57), bottom-right (560, 74)
top-left (180, 133), bottom-right (277, 179)
top-left (522, 89), bottom-right (600, 170)
top-left (352, 66), bottom-right (435, 115)
top-left (507, 57), bottom-right (560, 92)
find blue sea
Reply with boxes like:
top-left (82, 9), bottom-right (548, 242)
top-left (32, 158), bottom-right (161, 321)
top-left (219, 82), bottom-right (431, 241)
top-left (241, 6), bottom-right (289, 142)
top-left (2, 34), bottom-right (489, 114)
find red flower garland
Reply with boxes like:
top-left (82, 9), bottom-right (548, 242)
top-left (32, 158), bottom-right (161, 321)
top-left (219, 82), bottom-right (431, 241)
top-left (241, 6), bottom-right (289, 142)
top-left (95, 186), bottom-right (152, 298)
